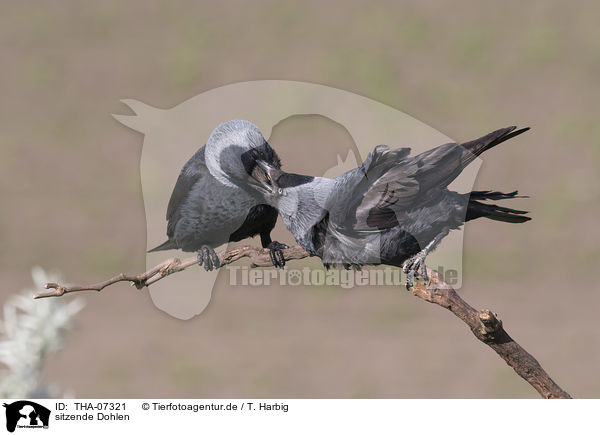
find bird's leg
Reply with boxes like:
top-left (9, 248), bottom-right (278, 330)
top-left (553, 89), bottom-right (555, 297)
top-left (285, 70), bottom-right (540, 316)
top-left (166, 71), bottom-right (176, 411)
top-left (402, 251), bottom-right (427, 288)
top-left (260, 233), bottom-right (288, 268)
top-left (402, 228), bottom-right (449, 288)
top-left (197, 245), bottom-right (220, 271)
top-left (267, 241), bottom-right (288, 268)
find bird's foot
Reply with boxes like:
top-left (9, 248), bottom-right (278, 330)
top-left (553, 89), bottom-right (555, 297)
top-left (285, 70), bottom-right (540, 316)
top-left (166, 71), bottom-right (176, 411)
top-left (402, 251), bottom-right (429, 289)
top-left (266, 241), bottom-right (288, 268)
top-left (197, 245), bottom-right (220, 271)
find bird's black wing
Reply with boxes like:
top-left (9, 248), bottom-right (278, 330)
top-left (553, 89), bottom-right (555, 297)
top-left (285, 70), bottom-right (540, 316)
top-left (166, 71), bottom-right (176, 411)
top-left (165, 146), bottom-right (209, 238)
top-left (339, 141), bottom-right (476, 232)
top-left (343, 126), bottom-right (530, 232)
top-left (329, 145), bottom-right (410, 232)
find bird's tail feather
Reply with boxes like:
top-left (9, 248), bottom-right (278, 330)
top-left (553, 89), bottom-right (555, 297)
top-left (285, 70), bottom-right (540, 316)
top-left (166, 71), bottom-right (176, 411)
top-left (466, 190), bottom-right (531, 223)
top-left (147, 239), bottom-right (176, 253)
top-left (469, 190), bottom-right (529, 201)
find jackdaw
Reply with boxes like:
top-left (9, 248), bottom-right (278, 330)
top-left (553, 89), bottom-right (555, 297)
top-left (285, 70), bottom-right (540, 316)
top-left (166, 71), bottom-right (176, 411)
top-left (228, 125), bottom-right (531, 286)
top-left (149, 120), bottom-right (287, 270)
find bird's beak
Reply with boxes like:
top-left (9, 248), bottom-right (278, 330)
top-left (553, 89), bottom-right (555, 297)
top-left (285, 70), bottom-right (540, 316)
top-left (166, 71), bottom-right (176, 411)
top-left (254, 160), bottom-right (279, 194)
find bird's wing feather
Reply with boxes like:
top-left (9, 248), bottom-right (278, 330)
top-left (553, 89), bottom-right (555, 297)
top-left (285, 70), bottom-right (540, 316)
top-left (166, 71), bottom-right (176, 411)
top-left (335, 142), bottom-right (475, 232)
top-left (328, 145), bottom-right (410, 231)
top-left (165, 146), bottom-right (209, 238)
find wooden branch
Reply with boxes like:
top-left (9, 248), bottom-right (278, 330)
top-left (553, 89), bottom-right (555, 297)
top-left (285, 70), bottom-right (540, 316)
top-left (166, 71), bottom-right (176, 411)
top-left (34, 245), bottom-right (310, 299)
top-left (34, 244), bottom-right (571, 398)
top-left (411, 267), bottom-right (571, 399)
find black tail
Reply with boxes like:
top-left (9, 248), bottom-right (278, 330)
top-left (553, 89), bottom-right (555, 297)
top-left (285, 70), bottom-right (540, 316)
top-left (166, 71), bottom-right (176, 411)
top-left (461, 126), bottom-right (530, 158)
top-left (148, 239), bottom-right (176, 253)
top-left (469, 190), bottom-right (529, 201)
top-left (466, 190), bottom-right (531, 223)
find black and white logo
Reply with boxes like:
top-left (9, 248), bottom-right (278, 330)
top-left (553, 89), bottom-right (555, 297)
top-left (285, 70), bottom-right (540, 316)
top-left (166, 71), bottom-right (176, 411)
top-left (3, 401), bottom-right (50, 433)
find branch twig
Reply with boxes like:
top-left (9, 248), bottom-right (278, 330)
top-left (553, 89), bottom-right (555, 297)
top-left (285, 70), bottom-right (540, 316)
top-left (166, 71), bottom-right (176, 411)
top-left (34, 244), bottom-right (571, 398)
top-left (34, 245), bottom-right (309, 299)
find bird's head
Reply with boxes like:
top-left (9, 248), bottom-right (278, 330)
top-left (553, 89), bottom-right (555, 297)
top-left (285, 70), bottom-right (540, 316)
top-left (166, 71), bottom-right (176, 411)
top-left (204, 120), bottom-right (281, 188)
top-left (239, 149), bottom-right (287, 199)
top-left (241, 146), bottom-right (320, 219)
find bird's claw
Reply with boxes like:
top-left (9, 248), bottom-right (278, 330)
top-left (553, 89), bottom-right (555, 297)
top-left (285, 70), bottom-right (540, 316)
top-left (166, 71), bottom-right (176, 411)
top-left (402, 252), bottom-right (428, 289)
top-left (197, 245), bottom-right (220, 271)
top-left (267, 241), bottom-right (288, 268)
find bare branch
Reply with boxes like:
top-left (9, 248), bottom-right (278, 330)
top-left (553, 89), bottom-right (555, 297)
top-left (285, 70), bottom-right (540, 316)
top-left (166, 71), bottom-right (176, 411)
top-left (34, 245), bottom-right (310, 299)
top-left (410, 267), bottom-right (572, 399)
top-left (34, 244), bottom-right (571, 398)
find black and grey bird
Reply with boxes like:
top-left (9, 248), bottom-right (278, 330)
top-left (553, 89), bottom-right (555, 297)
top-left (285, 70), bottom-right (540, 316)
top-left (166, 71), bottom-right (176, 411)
top-left (148, 120), bottom-right (287, 270)
top-left (226, 125), bottom-right (531, 286)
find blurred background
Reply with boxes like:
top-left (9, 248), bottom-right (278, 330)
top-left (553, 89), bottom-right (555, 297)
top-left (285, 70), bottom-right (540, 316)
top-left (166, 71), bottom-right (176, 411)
top-left (1, 0), bottom-right (598, 398)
